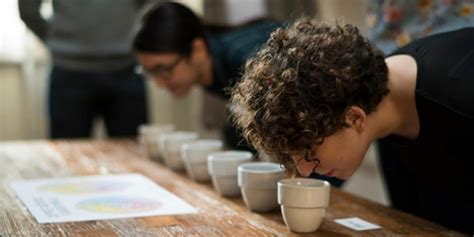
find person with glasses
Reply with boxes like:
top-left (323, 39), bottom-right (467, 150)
top-left (230, 18), bottom-right (473, 234)
top-left (132, 2), bottom-right (280, 150)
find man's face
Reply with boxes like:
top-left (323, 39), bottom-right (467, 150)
top-left (137, 52), bottom-right (200, 97)
top-left (291, 127), bottom-right (370, 180)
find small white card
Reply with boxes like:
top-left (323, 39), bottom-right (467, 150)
top-left (334, 217), bottom-right (381, 231)
top-left (9, 174), bottom-right (197, 223)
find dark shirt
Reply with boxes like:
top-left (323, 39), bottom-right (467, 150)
top-left (383, 28), bottom-right (474, 234)
top-left (388, 28), bottom-right (474, 154)
top-left (205, 21), bottom-right (281, 99)
top-left (202, 20), bottom-right (281, 150)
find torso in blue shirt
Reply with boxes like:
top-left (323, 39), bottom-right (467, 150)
top-left (205, 21), bottom-right (282, 99)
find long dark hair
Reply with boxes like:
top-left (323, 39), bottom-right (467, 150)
top-left (133, 2), bottom-right (206, 56)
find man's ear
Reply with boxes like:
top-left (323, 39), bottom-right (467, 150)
top-left (191, 38), bottom-right (208, 60)
top-left (345, 106), bottom-right (366, 133)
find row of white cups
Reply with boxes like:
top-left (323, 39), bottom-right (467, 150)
top-left (139, 124), bottom-right (330, 233)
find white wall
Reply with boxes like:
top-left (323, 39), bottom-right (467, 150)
top-left (0, 0), bottom-right (49, 140)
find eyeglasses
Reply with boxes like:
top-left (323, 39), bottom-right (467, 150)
top-left (135, 57), bottom-right (183, 79)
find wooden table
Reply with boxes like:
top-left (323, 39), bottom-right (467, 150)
top-left (0, 140), bottom-right (465, 236)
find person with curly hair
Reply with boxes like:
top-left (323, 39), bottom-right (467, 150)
top-left (231, 18), bottom-right (473, 234)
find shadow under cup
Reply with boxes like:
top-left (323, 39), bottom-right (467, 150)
top-left (278, 178), bottom-right (330, 233)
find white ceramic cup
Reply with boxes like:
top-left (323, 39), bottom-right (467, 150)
top-left (278, 178), bottom-right (330, 233)
top-left (181, 139), bottom-right (223, 182)
top-left (207, 151), bottom-right (253, 197)
top-left (138, 124), bottom-right (175, 162)
top-left (238, 162), bottom-right (285, 212)
top-left (160, 131), bottom-right (199, 170)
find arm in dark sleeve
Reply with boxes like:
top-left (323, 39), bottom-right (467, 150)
top-left (18, 0), bottom-right (48, 41)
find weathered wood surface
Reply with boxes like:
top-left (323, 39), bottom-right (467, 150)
top-left (0, 140), bottom-right (465, 236)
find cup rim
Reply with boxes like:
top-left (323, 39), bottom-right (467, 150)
top-left (139, 124), bottom-right (175, 134)
top-left (238, 162), bottom-right (284, 174)
top-left (238, 162), bottom-right (286, 188)
top-left (161, 131), bottom-right (199, 141)
top-left (278, 178), bottom-right (330, 190)
top-left (182, 139), bottom-right (223, 151)
top-left (208, 151), bottom-right (253, 175)
top-left (208, 151), bottom-right (253, 162)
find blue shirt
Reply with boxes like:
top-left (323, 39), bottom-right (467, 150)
top-left (205, 21), bottom-right (281, 98)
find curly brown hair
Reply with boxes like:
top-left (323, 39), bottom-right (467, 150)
top-left (230, 18), bottom-right (389, 170)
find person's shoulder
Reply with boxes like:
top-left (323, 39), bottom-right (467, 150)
top-left (426, 27), bottom-right (474, 39)
top-left (446, 27), bottom-right (474, 38)
top-left (211, 18), bottom-right (280, 47)
top-left (417, 27), bottom-right (474, 44)
top-left (238, 18), bottom-right (282, 33)
top-left (208, 18), bottom-right (282, 66)
top-left (225, 19), bottom-right (281, 43)
top-left (205, 18), bottom-right (281, 35)
top-left (389, 27), bottom-right (474, 56)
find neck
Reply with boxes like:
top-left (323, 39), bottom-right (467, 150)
top-left (369, 55), bottom-right (419, 140)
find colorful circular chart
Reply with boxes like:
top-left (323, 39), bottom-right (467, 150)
top-left (76, 196), bottom-right (162, 213)
top-left (39, 181), bottom-right (129, 194)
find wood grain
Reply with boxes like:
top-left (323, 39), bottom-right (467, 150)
top-left (0, 140), bottom-right (466, 236)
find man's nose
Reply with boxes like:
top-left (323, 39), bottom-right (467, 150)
top-left (296, 162), bottom-right (315, 177)
top-left (291, 156), bottom-right (315, 177)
